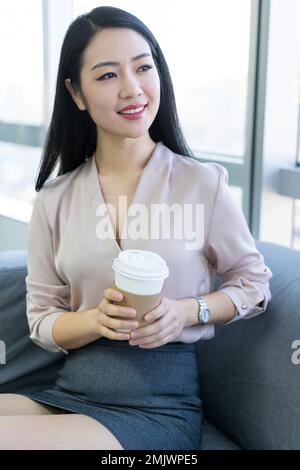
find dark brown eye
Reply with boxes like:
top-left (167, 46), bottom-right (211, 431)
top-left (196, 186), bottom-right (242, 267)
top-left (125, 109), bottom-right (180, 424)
top-left (97, 64), bottom-right (153, 81)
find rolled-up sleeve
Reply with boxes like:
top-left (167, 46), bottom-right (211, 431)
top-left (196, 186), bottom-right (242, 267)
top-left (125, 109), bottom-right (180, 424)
top-left (26, 191), bottom-right (70, 354)
top-left (204, 164), bottom-right (273, 322)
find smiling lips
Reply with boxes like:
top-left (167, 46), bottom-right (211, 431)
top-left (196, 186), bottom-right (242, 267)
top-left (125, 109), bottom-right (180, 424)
top-left (118, 103), bottom-right (148, 113)
top-left (118, 104), bottom-right (148, 119)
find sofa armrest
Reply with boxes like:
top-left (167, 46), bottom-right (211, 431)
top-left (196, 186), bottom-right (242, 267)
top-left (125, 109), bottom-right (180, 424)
top-left (196, 241), bottom-right (300, 450)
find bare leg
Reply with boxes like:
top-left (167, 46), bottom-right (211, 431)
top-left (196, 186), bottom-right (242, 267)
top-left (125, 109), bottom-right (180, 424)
top-left (0, 393), bottom-right (68, 415)
top-left (0, 414), bottom-right (124, 450)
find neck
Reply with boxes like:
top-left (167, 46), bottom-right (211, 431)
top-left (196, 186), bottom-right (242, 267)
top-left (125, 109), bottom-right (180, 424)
top-left (95, 135), bottom-right (157, 176)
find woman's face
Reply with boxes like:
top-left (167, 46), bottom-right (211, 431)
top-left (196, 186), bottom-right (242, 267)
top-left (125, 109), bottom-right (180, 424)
top-left (66, 27), bottom-right (161, 140)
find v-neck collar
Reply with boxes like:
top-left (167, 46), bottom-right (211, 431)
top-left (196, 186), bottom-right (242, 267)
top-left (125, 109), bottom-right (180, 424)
top-left (87, 140), bottom-right (170, 252)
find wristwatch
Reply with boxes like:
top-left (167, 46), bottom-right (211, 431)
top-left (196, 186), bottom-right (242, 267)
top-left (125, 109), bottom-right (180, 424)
top-left (195, 295), bottom-right (211, 325)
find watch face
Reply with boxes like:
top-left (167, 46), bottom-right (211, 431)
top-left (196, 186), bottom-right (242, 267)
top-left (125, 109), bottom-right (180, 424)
top-left (201, 308), bottom-right (210, 323)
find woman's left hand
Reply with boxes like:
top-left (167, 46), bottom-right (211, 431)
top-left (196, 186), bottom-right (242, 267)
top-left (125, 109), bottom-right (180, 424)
top-left (129, 297), bottom-right (186, 349)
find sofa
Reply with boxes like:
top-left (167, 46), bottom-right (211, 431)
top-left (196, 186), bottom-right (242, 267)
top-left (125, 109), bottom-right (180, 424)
top-left (0, 241), bottom-right (299, 450)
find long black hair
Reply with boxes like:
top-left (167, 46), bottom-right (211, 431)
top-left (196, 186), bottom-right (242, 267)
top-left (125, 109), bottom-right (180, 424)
top-left (35, 5), bottom-right (194, 191)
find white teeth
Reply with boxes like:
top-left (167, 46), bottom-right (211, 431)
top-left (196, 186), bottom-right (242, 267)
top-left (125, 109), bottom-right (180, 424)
top-left (120, 105), bottom-right (145, 114)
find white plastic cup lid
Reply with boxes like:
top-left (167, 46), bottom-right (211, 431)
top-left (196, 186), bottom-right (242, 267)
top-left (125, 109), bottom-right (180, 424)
top-left (112, 249), bottom-right (169, 281)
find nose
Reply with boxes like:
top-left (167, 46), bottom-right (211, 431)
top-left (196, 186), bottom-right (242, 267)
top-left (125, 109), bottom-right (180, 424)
top-left (119, 72), bottom-right (143, 99)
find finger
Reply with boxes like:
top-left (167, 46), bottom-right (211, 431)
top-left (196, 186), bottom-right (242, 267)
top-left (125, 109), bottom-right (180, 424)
top-left (130, 320), bottom-right (161, 339)
top-left (143, 301), bottom-right (167, 323)
top-left (130, 324), bottom-right (173, 345)
top-left (103, 288), bottom-right (123, 302)
top-left (101, 324), bottom-right (131, 341)
top-left (136, 310), bottom-right (168, 339)
top-left (110, 317), bottom-right (139, 331)
top-left (101, 309), bottom-right (138, 329)
top-left (139, 332), bottom-right (175, 349)
top-left (106, 303), bottom-right (137, 318)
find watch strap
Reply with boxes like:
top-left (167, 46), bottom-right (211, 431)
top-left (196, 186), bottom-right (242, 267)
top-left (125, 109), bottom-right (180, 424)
top-left (195, 295), bottom-right (211, 325)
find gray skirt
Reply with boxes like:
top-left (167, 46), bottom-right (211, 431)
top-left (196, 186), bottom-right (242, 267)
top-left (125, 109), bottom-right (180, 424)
top-left (23, 337), bottom-right (203, 450)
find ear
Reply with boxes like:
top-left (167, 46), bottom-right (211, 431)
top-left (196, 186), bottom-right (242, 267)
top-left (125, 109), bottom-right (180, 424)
top-left (65, 78), bottom-right (86, 111)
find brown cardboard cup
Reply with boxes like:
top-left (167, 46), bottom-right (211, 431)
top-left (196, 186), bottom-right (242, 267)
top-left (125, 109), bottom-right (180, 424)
top-left (111, 250), bottom-right (169, 333)
top-left (113, 286), bottom-right (162, 331)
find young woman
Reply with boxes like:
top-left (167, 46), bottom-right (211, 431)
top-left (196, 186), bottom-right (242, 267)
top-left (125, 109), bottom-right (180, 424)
top-left (0, 6), bottom-right (272, 450)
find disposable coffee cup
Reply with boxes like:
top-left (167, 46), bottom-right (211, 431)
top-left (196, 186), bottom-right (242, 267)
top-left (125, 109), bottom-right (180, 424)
top-left (111, 250), bottom-right (169, 333)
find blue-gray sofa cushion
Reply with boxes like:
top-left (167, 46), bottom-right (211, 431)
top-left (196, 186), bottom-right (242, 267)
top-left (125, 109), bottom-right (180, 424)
top-left (0, 250), bottom-right (65, 393)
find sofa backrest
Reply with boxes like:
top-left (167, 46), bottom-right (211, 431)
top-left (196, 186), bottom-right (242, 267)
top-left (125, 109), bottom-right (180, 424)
top-left (0, 250), bottom-right (66, 394)
top-left (197, 241), bottom-right (300, 450)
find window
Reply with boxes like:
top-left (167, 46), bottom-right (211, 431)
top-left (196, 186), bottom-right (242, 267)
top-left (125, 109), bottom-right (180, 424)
top-left (0, 1), bottom-right (43, 125)
top-left (5, 0), bottom-right (300, 255)
top-left (0, 0), bottom-right (44, 214)
top-left (1, 0), bottom-right (252, 225)
top-left (73, 0), bottom-right (251, 157)
top-left (0, 0), bottom-right (72, 216)
top-left (259, 0), bottom-right (300, 250)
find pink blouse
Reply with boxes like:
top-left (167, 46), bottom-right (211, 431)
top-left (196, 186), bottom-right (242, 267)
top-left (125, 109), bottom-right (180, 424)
top-left (25, 141), bottom-right (272, 354)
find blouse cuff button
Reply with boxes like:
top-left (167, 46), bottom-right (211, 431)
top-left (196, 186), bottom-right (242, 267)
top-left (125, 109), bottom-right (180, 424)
top-left (241, 304), bottom-right (247, 310)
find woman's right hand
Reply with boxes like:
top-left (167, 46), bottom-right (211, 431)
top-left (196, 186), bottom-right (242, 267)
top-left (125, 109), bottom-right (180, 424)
top-left (94, 288), bottom-right (139, 341)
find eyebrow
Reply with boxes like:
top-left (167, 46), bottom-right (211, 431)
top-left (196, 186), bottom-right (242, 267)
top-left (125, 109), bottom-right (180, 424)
top-left (90, 52), bottom-right (152, 71)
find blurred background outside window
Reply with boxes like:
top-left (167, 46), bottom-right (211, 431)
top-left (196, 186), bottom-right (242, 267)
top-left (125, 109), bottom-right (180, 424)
top-left (0, 0), bottom-right (299, 251)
